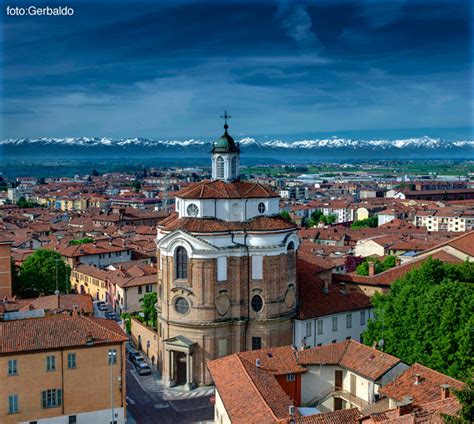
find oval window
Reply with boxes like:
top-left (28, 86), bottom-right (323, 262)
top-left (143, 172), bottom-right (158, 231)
top-left (175, 297), bottom-right (190, 315)
top-left (251, 295), bottom-right (263, 312)
top-left (186, 203), bottom-right (199, 217)
top-left (258, 202), bottom-right (266, 214)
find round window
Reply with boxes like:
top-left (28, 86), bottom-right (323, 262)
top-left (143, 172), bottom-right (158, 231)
top-left (186, 203), bottom-right (199, 217)
top-left (174, 297), bottom-right (190, 315)
top-left (251, 295), bottom-right (263, 312)
top-left (258, 202), bottom-right (266, 214)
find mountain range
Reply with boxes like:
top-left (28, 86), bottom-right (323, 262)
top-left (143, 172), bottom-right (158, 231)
top-left (1, 136), bottom-right (473, 161)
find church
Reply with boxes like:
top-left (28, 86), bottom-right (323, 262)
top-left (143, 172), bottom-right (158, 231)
top-left (156, 114), bottom-right (300, 388)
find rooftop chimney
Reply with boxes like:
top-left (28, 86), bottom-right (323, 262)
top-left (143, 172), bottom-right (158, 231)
top-left (85, 331), bottom-right (94, 345)
top-left (396, 396), bottom-right (413, 416)
top-left (440, 384), bottom-right (451, 400)
top-left (396, 257), bottom-right (402, 267)
top-left (72, 304), bottom-right (79, 317)
top-left (368, 261), bottom-right (375, 277)
top-left (414, 374), bottom-right (422, 385)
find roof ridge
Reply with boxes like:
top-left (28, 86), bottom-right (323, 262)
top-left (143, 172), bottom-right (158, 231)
top-left (80, 315), bottom-right (125, 339)
top-left (237, 355), bottom-right (288, 421)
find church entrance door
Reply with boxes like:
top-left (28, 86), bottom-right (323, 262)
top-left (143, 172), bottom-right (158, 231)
top-left (176, 352), bottom-right (187, 386)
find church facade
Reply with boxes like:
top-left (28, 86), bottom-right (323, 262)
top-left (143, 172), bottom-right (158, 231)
top-left (156, 117), bottom-right (300, 388)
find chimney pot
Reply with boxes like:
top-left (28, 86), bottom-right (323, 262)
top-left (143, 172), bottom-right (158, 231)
top-left (368, 261), bottom-right (376, 276)
top-left (440, 384), bottom-right (451, 400)
top-left (414, 374), bottom-right (421, 385)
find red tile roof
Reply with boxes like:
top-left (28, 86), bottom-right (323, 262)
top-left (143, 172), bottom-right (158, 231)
top-left (175, 179), bottom-right (279, 199)
top-left (19, 294), bottom-right (93, 314)
top-left (299, 340), bottom-right (401, 381)
top-left (297, 258), bottom-right (371, 319)
top-left (208, 353), bottom-right (293, 423)
top-left (159, 214), bottom-right (296, 233)
top-left (238, 345), bottom-right (307, 376)
top-left (0, 315), bottom-right (127, 354)
top-left (294, 408), bottom-right (361, 423)
top-left (379, 363), bottom-right (465, 407)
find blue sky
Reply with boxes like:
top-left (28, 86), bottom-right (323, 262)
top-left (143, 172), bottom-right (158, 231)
top-left (1, 0), bottom-right (473, 140)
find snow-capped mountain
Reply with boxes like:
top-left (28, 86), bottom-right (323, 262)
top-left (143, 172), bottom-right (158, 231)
top-left (1, 136), bottom-right (473, 160)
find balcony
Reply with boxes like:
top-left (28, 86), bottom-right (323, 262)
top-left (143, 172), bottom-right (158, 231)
top-left (332, 389), bottom-right (369, 409)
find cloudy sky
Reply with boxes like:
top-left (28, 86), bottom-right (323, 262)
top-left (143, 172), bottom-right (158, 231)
top-left (1, 0), bottom-right (473, 140)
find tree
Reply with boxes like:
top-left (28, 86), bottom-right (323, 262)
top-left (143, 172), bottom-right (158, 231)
top-left (132, 180), bottom-right (141, 193)
top-left (68, 238), bottom-right (94, 246)
top-left (16, 250), bottom-right (71, 297)
top-left (363, 259), bottom-right (474, 381)
top-left (356, 256), bottom-right (397, 276)
top-left (16, 197), bottom-right (42, 208)
top-left (140, 292), bottom-right (157, 328)
top-left (279, 210), bottom-right (292, 223)
top-left (307, 210), bottom-right (324, 227)
top-left (351, 216), bottom-right (378, 229)
top-left (321, 213), bottom-right (337, 225)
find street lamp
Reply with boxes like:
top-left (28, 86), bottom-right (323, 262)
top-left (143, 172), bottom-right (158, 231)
top-left (108, 350), bottom-right (116, 424)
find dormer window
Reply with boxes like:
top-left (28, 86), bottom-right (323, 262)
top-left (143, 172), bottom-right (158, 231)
top-left (258, 202), bottom-right (266, 214)
top-left (186, 203), bottom-right (199, 217)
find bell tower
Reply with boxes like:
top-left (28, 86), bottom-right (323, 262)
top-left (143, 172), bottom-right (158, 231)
top-left (211, 110), bottom-right (240, 181)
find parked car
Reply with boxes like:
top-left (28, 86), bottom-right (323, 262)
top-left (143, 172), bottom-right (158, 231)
top-left (129, 351), bottom-right (143, 363)
top-left (98, 303), bottom-right (109, 312)
top-left (135, 362), bottom-right (152, 376)
top-left (105, 311), bottom-right (118, 320)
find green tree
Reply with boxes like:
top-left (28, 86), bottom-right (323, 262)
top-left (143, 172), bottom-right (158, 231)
top-left (121, 313), bottom-right (132, 335)
top-left (356, 256), bottom-right (397, 276)
top-left (16, 250), bottom-right (71, 297)
top-left (321, 213), bottom-right (337, 225)
top-left (279, 210), bottom-right (292, 223)
top-left (132, 181), bottom-right (141, 193)
top-left (68, 238), bottom-right (94, 246)
top-left (351, 216), bottom-right (378, 229)
top-left (140, 292), bottom-right (157, 328)
top-left (307, 210), bottom-right (324, 227)
top-left (363, 259), bottom-right (474, 381)
top-left (16, 197), bottom-right (42, 208)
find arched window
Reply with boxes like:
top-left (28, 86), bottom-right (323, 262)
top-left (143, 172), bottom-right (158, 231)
top-left (175, 246), bottom-right (188, 280)
top-left (258, 202), bottom-right (266, 214)
top-left (287, 241), bottom-right (295, 251)
top-left (216, 156), bottom-right (224, 179)
top-left (231, 156), bottom-right (237, 178)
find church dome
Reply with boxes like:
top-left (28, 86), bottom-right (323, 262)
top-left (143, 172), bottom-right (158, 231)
top-left (212, 126), bottom-right (240, 154)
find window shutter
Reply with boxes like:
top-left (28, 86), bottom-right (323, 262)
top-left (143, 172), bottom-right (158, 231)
top-left (58, 389), bottom-right (62, 406)
top-left (42, 391), bottom-right (47, 408)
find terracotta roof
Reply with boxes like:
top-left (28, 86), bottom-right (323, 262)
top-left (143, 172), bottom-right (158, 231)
top-left (159, 214), bottom-right (296, 233)
top-left (297, 258), bottom-right (371, 319)
top-left (238, 345), bottom-right (307, 376)
top-left (0, 315), bottom-right (127, 354)
top-left (58, 240), bottom-right (129, 258)
top-left (299, 340), bottom-right (401, 381)
top-left (294, 408), bottom-right (361, 423)
top-left (175, 179), bottom-right (279, 199)
top-left (379, 363), bottom-right (465, 407)
top-left (19, 294), bottom-right (93, 314)
top-left (421, 230), bottom-right (474, 257)
top-left (208, 353), bottom-right (293, 423)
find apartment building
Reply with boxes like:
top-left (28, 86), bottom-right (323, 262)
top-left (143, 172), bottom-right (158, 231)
top-left (414, 209), bottom-right (474, 232)
top-left (0, 315), bottom-right (127, 424)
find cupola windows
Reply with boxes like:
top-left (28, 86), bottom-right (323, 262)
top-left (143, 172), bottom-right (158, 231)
top-left (186, 203), bottom-right (199, 217)
top-left (216, 156), bottom-right (225, 179)
top-left (258, 202), bottom-right (266, 214)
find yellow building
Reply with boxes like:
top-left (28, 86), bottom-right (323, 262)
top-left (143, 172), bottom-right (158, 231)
top-left (0, 315), bottom-right (127, 424)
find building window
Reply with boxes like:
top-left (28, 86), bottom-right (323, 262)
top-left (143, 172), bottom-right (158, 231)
top-left (8, 394), bottom-right (18, 414)
top-left (286, 374), bottom-right (296, 382)
top-left (251, 337), bottom-right (262, 350)
top-left (42, 389), bottom-right (62, 408)
top-left (146, 284), bottom-right (153, 293)
top-left (216, 156), bottom-right (224, 179)
top-left (67, 353), bottom-right (76, 369)
top-left (317, 343), bottom-right (322, 347)
top-left (346, 313), bottom-right (352, 328)
top-left (217, 256), bottom-right (227, 282)
top-left (186, 203), bottom-right (199, 217)
top-left (360, 310), bottom-right (366, 326)
top-left (251, 255), bottom-right (263, 280)
top-left (8, 359), bottom-right (17, 376)
top-left (258, 202), bottom-right (266, 214)
top-left (332, 340), bottom-right (337, 343)
top-left (305, 321), bottom-right (312, 337)
top-left (317, 319), bottom-right (323, 335)
top-left (174, 297), bottom-right (190, 315)
top-left (138, 286), bottom-right (142, 295)
top-left (175, 247), bottom-right (188, 280)
top-left (108, 349), bottom-right (117, 365)
top-left (231, 156), bottom-right (237, 178)
top-left (46, 356), bottom-right (56, 372)
top-left (346, 336), bottom-right (351, 340)
top-left (287, 241), bottom-right (295, 251)
top-left (251, 295), bottom-right (263, 312)
top-left (69, 416), bottom-right (77, 424)
top-left (332, 316), bottom-right (338, 332)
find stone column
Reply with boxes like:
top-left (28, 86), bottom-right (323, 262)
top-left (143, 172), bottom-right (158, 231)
top-left (169, 350), bottom-right (174, 387)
